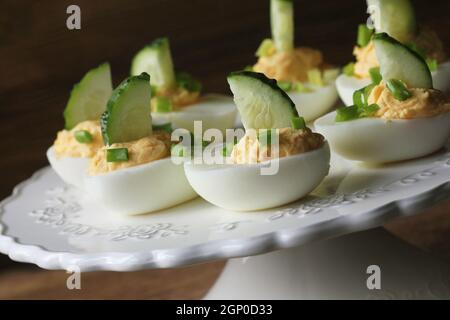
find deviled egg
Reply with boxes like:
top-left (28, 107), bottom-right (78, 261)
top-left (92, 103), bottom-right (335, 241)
top-left (337, 0), bottom-right (449, 106)
top-left (184, 71), bottom-right (330, 211)
top-left (246, 0), bottom-right (339, 122)
top-left (84, 72), bottom-right (197, 215)
top-left (47, 63), bottom-right (113, 188)
top-left (131, 38), bottom-right (237, 132)
top-left (316, 33), bottom-right (450, 163)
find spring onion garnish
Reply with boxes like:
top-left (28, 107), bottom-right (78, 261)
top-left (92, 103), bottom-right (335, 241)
top-left (386, 79), bottom-right (412, 101)
top-left (152, 122), bottom-right (172, 133)
top-left (176, 72), bottom-right (202, 92)
top-left (307, 69), bottom-right (324, 86)
top-left (256, 39), bottom-right (276, 57)
top-left (244, 65), bottom-right (254, 72)
top-left (154, 96), bottom-right (173, 113)
top-left (258, 129), bottom-right (276, 146)
top-left (222, 144), bottom-right (233, 157)
top-left (74, 130), bottom-right (93, 144)
top-left (292, 82), bottom-right (311, 93)
top-left (106, 148), bottom-right (129, 162)
top-left (336, 106), bottom-right (359, 122)
top-left (360, 103), bottom-right (380, 117)
top-left (150, 85), bottom-right (158, 97)
top-left (291, 116), bottom-right (306, 130)
top-left (426, 58), bottom-right (438, 72)
top-left (277, 80), bottom-right (292, 92)
top-left (343, 63), bottom-right (355, 77)
top-left (171, 144), bottom-right (186, 157)
top-left (369, 67), bottom-right (382, 84)
top-left (352, 83), bottom-right (376, 108)
top-left (357, 24), bottom-right (373, 47)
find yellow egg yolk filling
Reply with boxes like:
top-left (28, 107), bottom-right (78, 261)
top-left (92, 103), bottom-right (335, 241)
top-left (230, 127), bottom-right (324, 164)
top-left (368, 82), bottom-right (450, 120)
top-left (88, 131), bottom-right (172, 175)
top-left (54, 120), bottom-right (103, 158)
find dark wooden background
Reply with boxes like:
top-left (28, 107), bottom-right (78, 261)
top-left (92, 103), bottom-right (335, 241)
top-left (0, 0), bottom-right (449, 298)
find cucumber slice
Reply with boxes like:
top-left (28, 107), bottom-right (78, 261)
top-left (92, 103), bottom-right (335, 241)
top-left (227, 71), bottom-right (298, 129)
top-left (367, 0), bottom-right (417, 43)
top-left (130, 37), bottom-right (176, 90)
top-left (102, 73), bottom-right (152, 145)
top-left (63, 63), bottom-right (113, 130)
top-left (271, 0), bottom-right (294, 52)
top-left (373, 33), bottom-right (432, 89)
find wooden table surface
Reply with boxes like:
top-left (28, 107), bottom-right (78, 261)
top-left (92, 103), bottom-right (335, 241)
top-left (0, 0), bottom-right (449, 299)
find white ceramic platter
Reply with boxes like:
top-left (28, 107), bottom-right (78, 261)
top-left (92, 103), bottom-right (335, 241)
top-left (1, 143), bottom-right (450, 271)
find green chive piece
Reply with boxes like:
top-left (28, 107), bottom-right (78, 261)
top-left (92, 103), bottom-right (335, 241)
top-left (222, 143), bottom-right (233, 157)
top-left (386, 79), bottom-right (412, 101)
top-left (360, 103), bottom-right (380, 117)
top-left (154, 96), bottom-right (173, 113)
top-left (291, 117), bottom-right (306, 130)
top-left (293, 82), bottom-right (311, 93)
top-left (426, 58), bottom-right (438, 72)
top-left (256, 38), bottom-right (276, 57)
top-left (277, 81), bottom-right (292, 92)
top-left (335, 106), bottom-right (359, 122)
top-left (74, 130), bottom-right (93, 144)
top-left (307, 69), bottom-right (324, 86)
top-left (323, 68), bottom-right (340, 83)
top-left (171, 144), bottom-right (186, 157)
top-left (342, 63), bottom-right (355, 76)
top-left (357, 24), bottom-right (373, 47)
top-left (363, 83), bottom-right (376, 100)
top-left (152, 122), bottom-right (172, 133)
top-left (106, 148), bottom-right (129, 162)
top-left (369, 67), bottom-right (382, 84)
top-left (258, 129), bottom-right (275, 146)
top-left (176, 72), bottom-right (202, 92)
top-left (352, 88), bottom-right (366, 108)
top-left (244, 65), bottom-right (254, 72)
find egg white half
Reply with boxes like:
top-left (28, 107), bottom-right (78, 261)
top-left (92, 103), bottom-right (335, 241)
top-left (152, 94), bottom-right (238, 132)
top-left (315, 111), bottom-right (450, 163)
top-left (288, 83), bottom-right (339, 122)
top-left (47, 146), bottom-right (89, 189)
top-left (84, 158), bottom-right (198, 215)
top-left (184, 143), bottom-right (330, 211)
top-left (336, 61), bottom-right (450, 106)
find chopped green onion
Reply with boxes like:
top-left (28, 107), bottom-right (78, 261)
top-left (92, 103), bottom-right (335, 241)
top-left (176, 72), bottom-right (202, 92)
top-left (352, 88), bottom-right (366, 108)
top-left (258, 129), bottom-right (275, 146)
top-left (292, 82), bottom-right (311, 92)
top-left (74, 130), bottom-right (93, 144)
top-left (291, 116), bottom-right (306, 130)
top-left (369, 67), bottom-right (382, 84)
top-left (357, 24), bottom-right (373, 47)
top-left (360, 103), bottom-right (380, 117)
top-left (154, 96), bottom-right (173, 113)
top-left (171, 144), bottom-right (186, 157)
top-left (256, 38), bottom-right (276, 57)
top-left (353, 84), bottom-right (375, 108)
top-left (342, 62), bottom-right (355, 76)
top-left (426, 58), bottom-right (438, 72)
top-left (106, 148), bottom-right (129, 162)
top-left (335, 105), bottom-right (359, 122)
top-left (323, 68), bottom-right (340, 84)
top-left (386, 79), bottom-right (411, 101)
top-left (277, 80), bottom-right (292, 92)
top-left (244, 65), bottom-right (254, 72)
top-left (152, 122), bottom-right (172, 133)
top-left (307, 69), bottom-right (323, 86)
top-left (222, 143), bottom-right (233, 157)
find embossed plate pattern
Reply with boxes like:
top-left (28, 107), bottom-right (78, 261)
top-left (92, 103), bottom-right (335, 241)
top-left (1, 147), bottom-right (450, 271)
